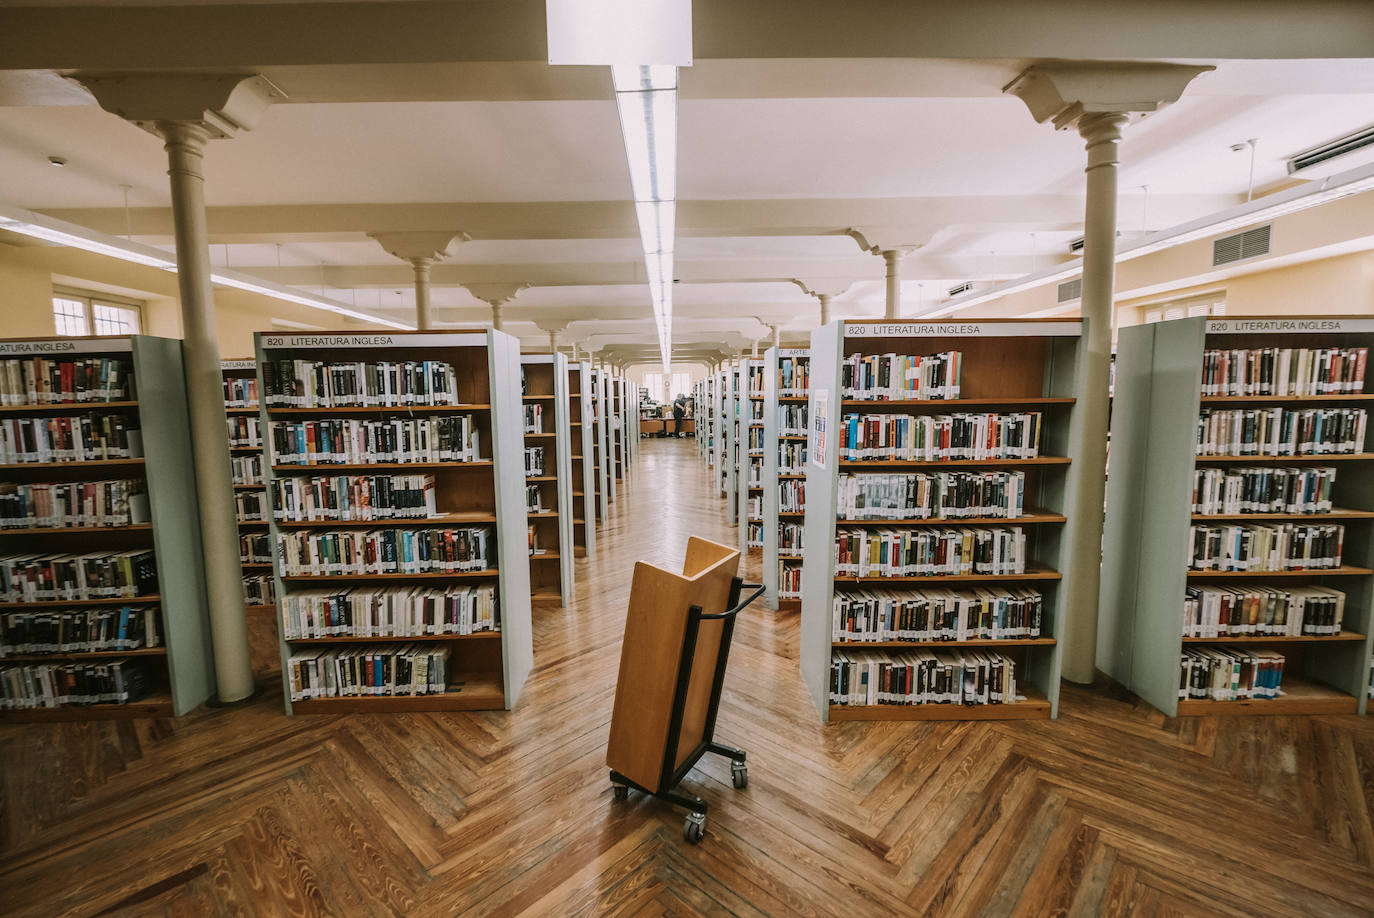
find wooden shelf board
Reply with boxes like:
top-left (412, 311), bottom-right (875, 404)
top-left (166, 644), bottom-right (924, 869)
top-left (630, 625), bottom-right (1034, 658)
top-left (0, 693), bottom-right (174, 722)
top-left (530, 591), bottom-right (562, 603)
top-left (1185, 566), bottom-right (1372, 579)
top-left (836, 510), bottom-right (1066, 527)
top-left (1194, 453), bottom-right (1374, 464)
top-left (281, 571), bottom-right (499, 583)
top-left (236, 520), bottom-right (269, 528)
top-left (289, 674), bottom-right (505, 713)
top-left (233, 483), bottom-right (265, 491)
top-left (229, 446), bottom-right (260, 453)
top-left (0, 647), bottom-right (168, 663)
top-left (0, 523), bottom-right (153, 536)
top-left (777, 598), bottom-right (802, 611)
top-left (0, 459), bottom-right (144, 471)
top-left (524, 432), bottom-right (556, 439)
top-left (840, 457), bottom-right (1070, 469)
top-left (225, 406), bottom-right (258, 415)
top-left (0, 595), bottom-right (159, 610)
top-left (1190, 509), bottom-right (1374, 521)
top-left (0, 401), bottom-right (139, 413)
top-left (272, 461), bottom-right (493, 472)
top-left (779, 474), bottom-right (807, 480)
top-left (1174, 677), bottom-right (1356, 717)
top-left (240, 562), bottom-right (273, 571)
top-left (829, 686), bottom-right (1051, 721)
top-left (286, 632), bottom-right (499, 645)
top-left (835, 565), bottom-right (1061, 584)
top-left (267, 404), bottom-right (490, 415)
top-left (840, 397), bottom-right (1075, 408)
top-left (526, 476), bottom-right (557, 482)
top-left (1182, 630), bottom-right (1366, 644)
top-left (274, 513), bottom-right (498, 529)
top-left (521, 395), bottom-right (556, 401)
top-left (780, 435), bottom-right (808, 441)
top-left (833, 637), bottom-right (1055, 649)
top-left (779, 396), bottom-right (809, 403)
top-left (529, 552), bottom-right (561, 560)
top-left (1199, 394), bottom-right (1374, 404)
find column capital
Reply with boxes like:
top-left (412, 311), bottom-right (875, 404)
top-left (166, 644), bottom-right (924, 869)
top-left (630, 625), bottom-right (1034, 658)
top-left (846, 228), bottom-right (924, 257)
top-left (1003, 62), bottom-right (1212, 132)
top-left (466, 282), bottom-right (530, 307)
top-left (369, 231), bottom-right (468, 266)
top-left (74, 72), bottom-right (284, 139)
top-left (790, 278), bottom-right (852, 299)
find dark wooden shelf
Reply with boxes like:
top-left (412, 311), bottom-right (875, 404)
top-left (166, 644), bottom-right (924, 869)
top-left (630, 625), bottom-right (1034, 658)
top-left (267, 404), bottom-right (490, 416)
top-left (1174, 677), bottom-right (1357, 716)
top-left (840, 457), bottom-right (1071, 469)
top-left (1185, 566), bottom-right (1372, 579)
top-left (289, 674), bottom-right (504, 714)
top-left (0, 400), bottom-right (140, 414)
top-left (285, 632), bottom-right (499, 645)
top-left (828, 685), bottom-right (1050, 721)
top-left (232, 483), bottom-right (265, 491)
top-left (1191, 508), bottom-right (1374, 521)
top-left (272, 461), bottom-right (493, 472)
top-left (832, 637), bottom-right (1054, 649)
top-left (281, 570), bottom-right (499, 583)
top-left (1199, 394), bottom-right (1374, 404)
top-left (0, 459), bottom-right (144, 471)
top-left (1181, 630), bottom-right (1366, 644)
top-left (836, 510), bottom-right (1065, 527)
top-left (0, 595), bottom-right (159, 610)
top-left (1193, 453), bottom-right (1374, 464)
top-left (0, 646), bottom-right (168, 663)
top-left (0, 523), bottom-right (153, 536)
top-left (835, 564), bottom-right (1061, 584)
top-left (840, 397), bottom-right (1075, 408)
top-left (273, 512), bottom-right (498, 528)
top-left (0, 692), bottom-right (174, 722)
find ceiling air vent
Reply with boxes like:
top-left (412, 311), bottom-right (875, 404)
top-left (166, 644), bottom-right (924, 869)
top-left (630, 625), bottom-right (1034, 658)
top-left (1212, 224), bottom-right (1271, 267)
top-left (1067, 236), bottom-right (1085, 254)
top-left (1057, 278), bottom-right (1082, 303)
top-left (1288, 125), bottom-right (1374, 178)
top-left (947, 281), bottom-right (975, 297)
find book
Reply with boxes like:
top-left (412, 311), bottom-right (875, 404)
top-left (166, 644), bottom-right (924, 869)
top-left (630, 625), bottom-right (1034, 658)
top-left (0, 606), bottom-right (161, 655)
top-left (1179, 647), bottom-right (1285, 700)
top-left (0, 479), bottom-right (143, 529)
top-left (280, 585), bottom-right (499, 638)
top-left (276, 526), bottom-right (495, 576)
top-left (1187, 523), bottom-right (1344, 571)
top-left (837, 471), bottom-right (1025, 521)
top-left (835, 526), bottom-right (1028, 577)
top-left (1192, 466), bottom-right (1336, 514)
top-left (0, 357), bottom-right (133, 406)
top-left (286, 643), bottom-right (450, 700)
top-left (263, 359), bottom-right (459, 408)
top-left (271, 474), bottom-right (437, 522)
top-left (1182, 584), bottom-right (1344, 637)
top-left (269, 416), bottom-right (482, 465)
top-left (0, 657), bottom-right (153, 709)
top-left (832, 587), bottom-right (1042, 642)
top-left (1201, 346), bottom-right (1367, 396)
top-left (1195, 407), bottom-right (1367, 456)
top-left (0, 551), bottom-right (158, 602)
top-left (0, 415), bottom-right (140, 463)
top-left (841, 351), bottom-right (962, 401)
top-left (829, 648), bottom-right (1016, 706)
top-left (840, 411), bottom-right (1041, 462)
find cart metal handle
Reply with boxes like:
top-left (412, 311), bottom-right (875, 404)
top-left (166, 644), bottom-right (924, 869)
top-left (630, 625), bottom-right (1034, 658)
top-left (699, 582), bottom-right (765, 621)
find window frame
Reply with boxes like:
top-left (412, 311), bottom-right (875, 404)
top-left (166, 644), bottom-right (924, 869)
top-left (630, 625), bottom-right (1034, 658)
top-left (51, 287), bottom-right (144, 337)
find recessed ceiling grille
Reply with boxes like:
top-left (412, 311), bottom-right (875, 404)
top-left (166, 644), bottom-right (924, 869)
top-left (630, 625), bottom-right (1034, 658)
top-left (1068, 236), bottom-right (1086, 254)
top-left (1289, 125), bottom-right (1374, 174)
top-left (1057, 278), bottom-right (1082, 303)
top-left (947, 281), bottom-right (974, 297)
top-left (1212, 224), bottom-right (1271, 266)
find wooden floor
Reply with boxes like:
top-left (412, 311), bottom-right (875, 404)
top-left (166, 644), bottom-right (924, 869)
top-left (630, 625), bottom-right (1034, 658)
top-left (5, 437), bottom-right (1374, 916)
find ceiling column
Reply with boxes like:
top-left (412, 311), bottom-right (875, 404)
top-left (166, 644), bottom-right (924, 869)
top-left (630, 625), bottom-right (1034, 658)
top-left (370, 232), bottom-right (466, 330)
top-left (771, 324), bottom-right (781, 349)
top-left (818, 294), bottom-right (831, 326)
top-left (1006, 61), bottom-right (1211, 685)
top-left (466, 284), bottom-right (529, 336)
top-left (75, 73), bottom-right (284, 705)
top-left (883, 249), bottom-right (905, 319)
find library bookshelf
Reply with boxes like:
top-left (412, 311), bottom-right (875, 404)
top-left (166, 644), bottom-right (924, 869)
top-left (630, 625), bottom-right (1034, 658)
top-left (1, 335), bottom-right (214, 720)
top-left (799, 319), bottom-right (1084, 722)
top-left (568, 360), bottom-right (595, 557)
top-left (1100, 315), bottom-right (1374, 717)
top-left (590, 367), bottom-right (610, 522)
top-left (711, 369), bottom-right (728, 492)
top-left (254, 330), bottom-right (533, 714)
top-left (695, 377), bottom-right (710, 462)
top-left (724, 361), bottom-right (741, 525)
top-left (223, 358), bottom-right (273, 620)
top-left (738, 358), bottom-right (765, 555)
top-left (522, 353), bottom-right (575, 606)
top-left (762, 347), bottom-right (809, 611)
top-left (611, 376), bottom-right (626, 486)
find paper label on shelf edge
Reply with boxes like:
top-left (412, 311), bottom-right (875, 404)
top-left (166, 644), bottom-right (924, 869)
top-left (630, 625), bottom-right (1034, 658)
top-left (521, 355), bottom-right (554, 365)
top-left (0, 338), bottom-right (133, 354)
top-left (259, 333), bottom-right (486, 349)
top-left (220, 359), bottom-right (256, 370)
top-left (843, 321), bottom-right (1081, 338)
top-left (811, 389), bottom-right (828, 471)
top-left (778, 348), bottom-right (809, 357)
top-left (1205, 318), bottom-right (1374, 334)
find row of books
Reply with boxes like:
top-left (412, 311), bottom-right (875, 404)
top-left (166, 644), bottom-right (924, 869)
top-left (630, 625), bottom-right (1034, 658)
top-left (1188, 523), bottom-right (1344, 571)
top-left (747, 364), bottom-right (765, 398)
top-left (0, 479), bottom-right (145, 529)
top-left (747, 427), bottom-right (764, 451)
top-left (525, 484), bottom-right (544, 513)
top-left (830, 649), bottom-right (1015, 706)
top-left (779, 441), bottom-right (806, 474)
top-left (263, 359), bottom-right (462, 408)
top-left (243, 574), bottom-right (274, 607)
top-left (747, 460), bottom-right (762, 488)
top-left (276, 526), bottom-right (495, 576)
top-left (840, 412), bottom-right (1042, 462)
top-left (1191, 466), bottom-right (1336, 516)
top-left (0, 658), bottom-right (153, 709)
top-left (748, 400), bottom-right (764, 422)
top-left (841, 351), bottom-right (963, 401)
top-left (0, 357), bottom-right (132, 406)
top-left (1194, 407), bottom-right (1367, 456)
top-left (778, 404), bottom-right (807, 437)
top-left (524, 447), bottom-right (545, 477)
top-left (747, 520), bottom-right (763, 548)
top-left (837, 471), bottom-right (1026, 521)
top-left (832, 587), bottom-right (1042, 642)
top-left (286, 644), bottom-right (451, 700)
top-left (746, 495), bottom-right (762, 519)
top-left (0, 606), bottom-right (161, 656)
top-left (0, 416), bottom-right (142, 463)
top-left (779, 479), bottom-right (805, 513)
top-left (778, 521), bottom-right (803, 558)
top-left (1183, 584), bottom-right (1345, 638)
top-left (226, 415), bottom-right (261, 448)
top-left (231, 454), bottom-right (262, 486)
top-left (777, 357), bottom-right (810, 397)
top-left (1201, 346), bottom-right (1366, 397)
top-left (271, 474), bottom-right (437, 522)
top-left (0, 551), bottom-right (158, 603)
top-left (835, 526), bottom-right (1028, 578)
top-left (222, 376), bottom-right (258, 409)
top-left (1179, 647), bottom-right (1284, 701)
top-left (779, 562), bottom-right (802, 600)
top-left (280, 586), bottom-right (499, 639)
top-left (523, 404), bottom-right (545, 434)
top-left (235, 490), bottom-right (266, 523)
top-left (268, 417), bottom-right (483, 465)
top-left (239, 532), bottom-right (271, 564)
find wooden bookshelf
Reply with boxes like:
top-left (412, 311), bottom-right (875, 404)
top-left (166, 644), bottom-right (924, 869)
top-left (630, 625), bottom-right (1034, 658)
top-left (255, 330), bottom-right (533, 714)
top-left (800, 319), bottom-right (1084, 722)
top-left (763, 347), bottom-right (810, 611)
top-left (738, 358), bottom-right (765, 555)
top-left (1100, 315), bottom-right (1374, 717)
top-left (610, 376), bottom-right (626, 486)
top-left (589, 367), bottom-right (609, 524)
top-left (522, 353), bottom-right (575, 606)
top-left (223, 358), bottom-right (273, 623)
top-left (569, 360), bottom-right (596, 557)
top-left (0, 335), bottom-right (214, 719)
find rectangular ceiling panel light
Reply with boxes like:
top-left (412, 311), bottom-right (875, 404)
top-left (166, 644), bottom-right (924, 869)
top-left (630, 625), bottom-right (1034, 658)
top-left (546, 0), bottom-right (692, 66)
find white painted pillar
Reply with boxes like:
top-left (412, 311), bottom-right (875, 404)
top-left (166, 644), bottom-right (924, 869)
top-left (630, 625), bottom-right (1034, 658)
top-left (548, 330), bottom-right (557, 355)
top-left (883, 249), bottom-right (902, 319)
top-left (772, 325), bottom-right (781, 349)
top-left (491, 302), bottom-right (504, 332)
top-left (159, 120), bottom-right (255, 703)
top-left (818, 293), bottom-right (832, 326)
top-left (411, 258), bottom-right (434, 330)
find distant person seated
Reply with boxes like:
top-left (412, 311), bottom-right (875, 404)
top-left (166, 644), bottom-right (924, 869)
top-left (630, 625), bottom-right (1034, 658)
top-left (673, 394), bottom-right (688, 437)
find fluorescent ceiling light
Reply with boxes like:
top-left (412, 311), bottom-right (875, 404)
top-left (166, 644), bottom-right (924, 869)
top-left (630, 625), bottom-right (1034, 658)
top-left (635, 199), bottom-right (675, 256)
top-left (0, 201), bottom-right (411, 330)
top-left (923, 158), bottom-right (1374, 319)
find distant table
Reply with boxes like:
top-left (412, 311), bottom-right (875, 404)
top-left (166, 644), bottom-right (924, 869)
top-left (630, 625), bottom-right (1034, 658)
top-left (639, 418), bottom-right (694, 437)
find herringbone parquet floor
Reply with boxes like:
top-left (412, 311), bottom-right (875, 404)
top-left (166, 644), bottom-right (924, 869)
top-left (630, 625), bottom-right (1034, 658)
top-left (4, 438), bottom-right (1374, 917)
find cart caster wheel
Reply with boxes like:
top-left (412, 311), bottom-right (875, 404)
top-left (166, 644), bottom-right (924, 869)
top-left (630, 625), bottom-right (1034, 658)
top-left (684, 812), bottom-right (705, 844)
top-left (612, 783), bottom-right (629, 801)
top-left (731, 763), bottom-right (748, 789)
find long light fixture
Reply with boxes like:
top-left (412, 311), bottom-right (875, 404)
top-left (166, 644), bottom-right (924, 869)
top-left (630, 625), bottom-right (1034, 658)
top-left (920, 158), bottom-right (1374, 319)
top-left (613, 64), bottom-right (678, 373)
top-left (0, 201), bottom-right (412, 330)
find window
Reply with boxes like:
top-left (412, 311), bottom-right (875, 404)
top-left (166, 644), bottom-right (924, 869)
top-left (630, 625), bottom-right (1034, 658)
top-left (51, 289), bottom-right (142, 337)
top-left (644, 372), bottom-right (692, 401)
top-left (1142, 294), bottom-right (1225, 325)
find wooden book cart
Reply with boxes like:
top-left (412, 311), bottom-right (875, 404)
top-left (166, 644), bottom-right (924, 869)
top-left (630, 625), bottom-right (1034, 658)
top-left (606, 536), bottom-right (764, 843)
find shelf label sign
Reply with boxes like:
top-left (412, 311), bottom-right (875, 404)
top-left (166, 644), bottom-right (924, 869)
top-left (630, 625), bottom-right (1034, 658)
top-left (778, 348), bottom-right (809, 357)
top-left (811, 389), bottom-right (828, 471)
top-left (259, 333), bottom-right (487, 349)
top-left (220, 359), bottom-right (256, 370)
top-left (844, 321), bottom-right (1081, 338)
top-left (0, 338), bottom-right (132, 354)
top-left (1206, 318), bottom-right (1374, 334)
